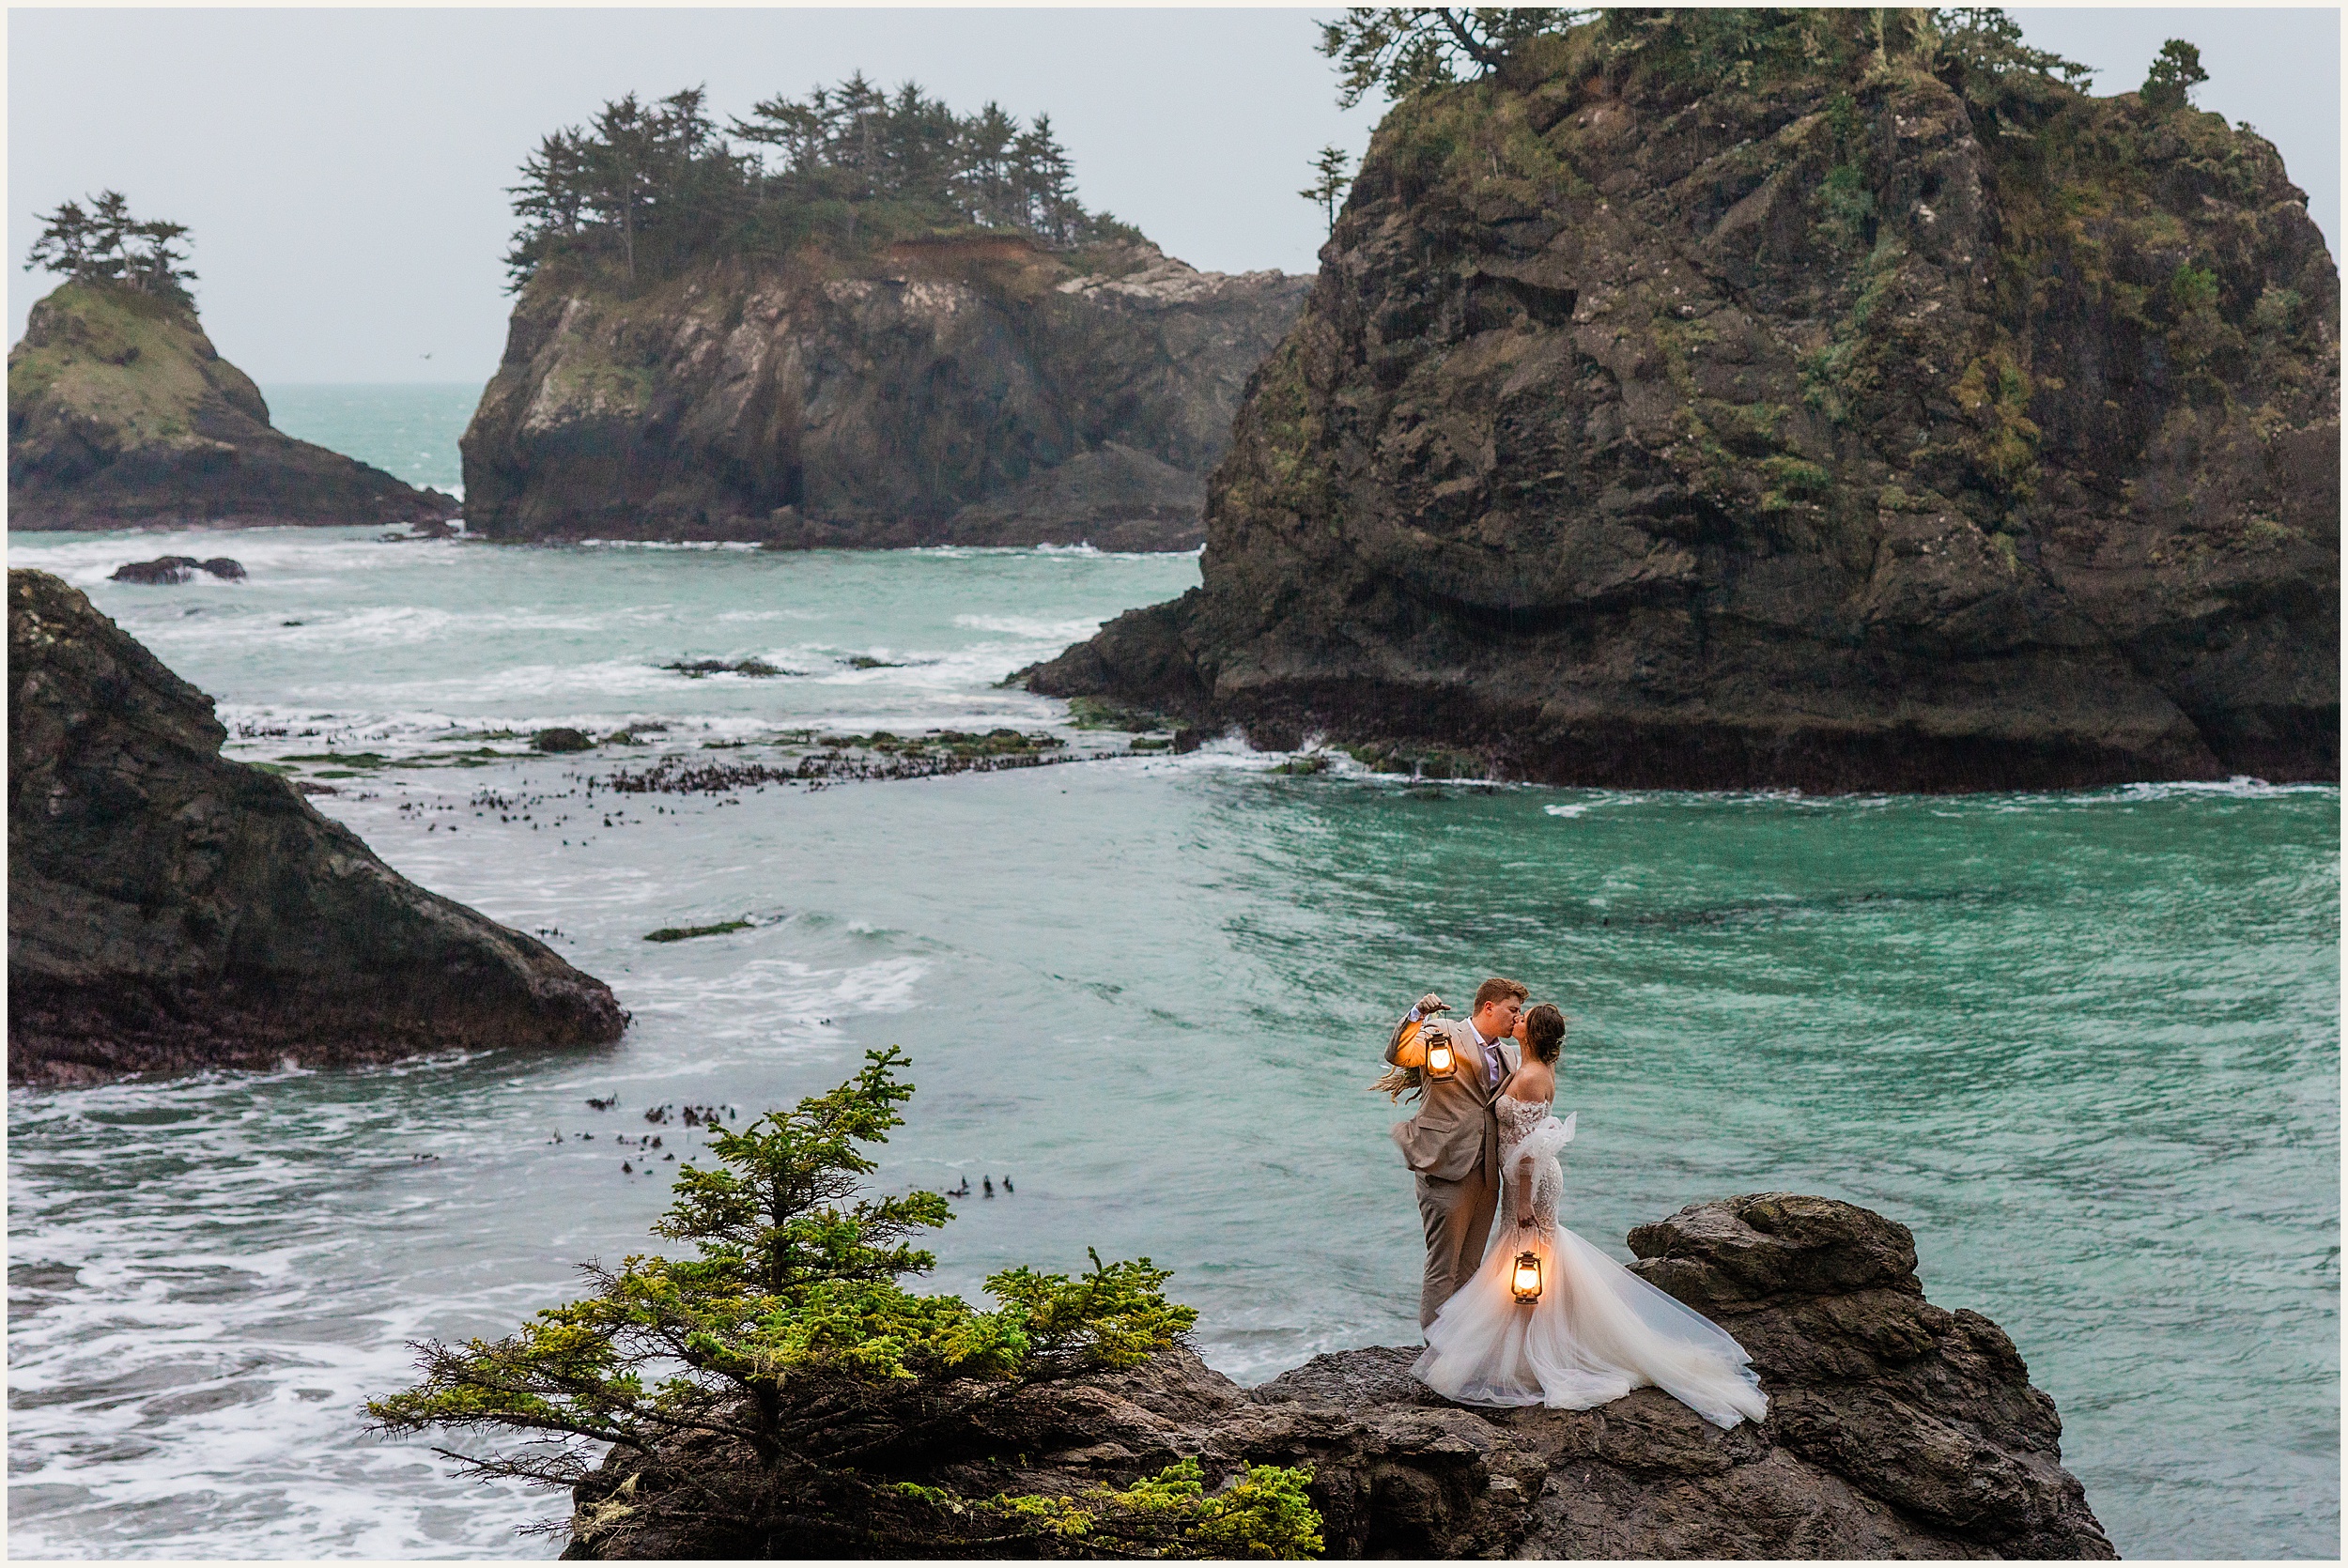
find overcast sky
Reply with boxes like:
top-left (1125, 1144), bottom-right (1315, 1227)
top-left (8, 7), bottom-right (2338, 385)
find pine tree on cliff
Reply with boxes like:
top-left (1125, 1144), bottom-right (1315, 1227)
top-left (879, 81), bottom-right (961, 204)
top-left (25, 190), bottom-right (196, 305)
top-left (506, 77), bottom-right (1129, 291)
top-left (505, 131), bottom-right (592, 288)
top-left (1301, 144), bottom-right (1353, 232)
top-left (2140, 38), bottom-right (2210, 111)
top-left (1012, 114), bottom-right (1082, 242)
top-left (366, 1050), bottom-right (1318, 1557)
top-left (1318, 7), bottom-right (1587, 105)
top-left (955, 100), bottom-right (1022, 226)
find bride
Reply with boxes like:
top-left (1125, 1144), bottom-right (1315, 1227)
top-left (1412, 1003), bottom-right (1769, 1429)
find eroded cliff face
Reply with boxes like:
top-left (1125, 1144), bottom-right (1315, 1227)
top-left (8, 569), bottom-right (626, 1084)
top-left (557, 1194), bottom-right (2113, 1560)
top-left (1032, 26), bottom-right (2340, 790)
top-left (7, 282), bottom-right (457, 530)
top-left (460, 239), bottom-right (1310, 548)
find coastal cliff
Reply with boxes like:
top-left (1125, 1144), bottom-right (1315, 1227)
top-left (459, 239), bottom-right (1308, 548)
top-left (1030, 14), bottom-right (2340, 790)
top-left (558, 1193), bottom-right (2113, 1559)
top-left (8, 569), bottom-right (625, 1084)
top-left (8, 282), bottom-right (457, 530)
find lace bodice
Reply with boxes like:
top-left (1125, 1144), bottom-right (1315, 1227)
top-left (1495, 1095), bottom-right (1574, 1233)
top-left (1496, 1095), bottom-right (1551, 1146)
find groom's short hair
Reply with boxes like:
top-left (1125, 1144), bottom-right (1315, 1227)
top-left (1473, 976), bottom-right (1529, 1011)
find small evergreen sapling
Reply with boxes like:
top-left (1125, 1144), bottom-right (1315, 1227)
top-left (1300, 146), bottom-right (1353, 234)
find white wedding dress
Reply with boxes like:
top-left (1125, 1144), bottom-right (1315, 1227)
top-left (1412, 1095), bottom-right (1769, 1429)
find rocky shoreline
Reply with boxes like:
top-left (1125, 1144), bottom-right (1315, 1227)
top-left (558, 1193), bottom-right (2113, 1560)
top-left (459, 239), bottom-right (1307, 548)
top-left (8, 281), bottom-right (457, 531)
top-left (8, 568), bottom-right (624, 1084)
top-left (1030, 17), bottom-right (2339, 792)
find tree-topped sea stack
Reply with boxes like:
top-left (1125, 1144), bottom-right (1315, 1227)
top-left (8, 192), bottom-right (457, 530)
top-left (460, 81), bottom-right (1308, 548)
top-left (8, 569), bottom-right (625, 1084)
top-left (1030, 10), bottom-right (2340, 790)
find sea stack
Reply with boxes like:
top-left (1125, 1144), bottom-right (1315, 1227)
top-left (1028, 13), bottom-right (2340, 791)
top-left (461, 239), bottom-right (1307, 549)
top-left (8, 569), bottom-right (626, 1084)
top-left (8, 280), bottom-right (458, 530)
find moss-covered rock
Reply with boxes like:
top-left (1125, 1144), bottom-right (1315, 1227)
top-left (7, 281), bottom-right (457, 530)
top-left (1030, 13), bottom-right (2338, 790)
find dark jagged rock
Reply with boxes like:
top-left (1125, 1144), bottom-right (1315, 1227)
top-left (110, 555), bottom-right (200, 584)
top-left (460, 238), bottom-right (1308, 549)
top-left (8, 281), bottom-right (459, 531)
top-left (8, 569), bottom-right (626, 1084)
top-left (1030, 19), bottom-right (2339, 790)
top-left (109, 554), bottom-right (246, 584)
top-left (558, 1193), bottom-right (2112, 1560)
top-left (531, 727), bottom-right (596, 753)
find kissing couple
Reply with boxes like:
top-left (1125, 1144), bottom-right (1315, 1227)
top-left (1376, 977), bottom-right (1768, 1428)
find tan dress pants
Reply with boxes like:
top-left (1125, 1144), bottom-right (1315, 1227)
top-left (1414, 1163), bottom-right (1498, 1330)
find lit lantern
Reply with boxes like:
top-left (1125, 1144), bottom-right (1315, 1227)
top-left (1419, 1026), bottom-right (1457, 1080)
top-left (1511, 1251), bottom-right (1544, 1303)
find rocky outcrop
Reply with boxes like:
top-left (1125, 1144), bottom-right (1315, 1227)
top-left (110, 555), bottom-right (245, 584)
top-left (1030, 17), bottom-right (2339, 790)
top-left (8, 282), bottom-right (457, 530)
top-left (559, 1193), bottom-right (2113, 1559)
top-left (8, 569), bottom-right (625, 1084)
top-left (459, 238), bottom-right (1308, 548)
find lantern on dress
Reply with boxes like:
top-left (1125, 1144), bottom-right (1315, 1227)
top-left (1511, 1250), bottom-right (1544, 1303)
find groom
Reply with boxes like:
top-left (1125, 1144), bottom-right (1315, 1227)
top-left (1386, 976), bottom-right (1527, 1329)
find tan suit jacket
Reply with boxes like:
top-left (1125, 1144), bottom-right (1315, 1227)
top-left (1388, 1017), bottom-right (1521, 1182)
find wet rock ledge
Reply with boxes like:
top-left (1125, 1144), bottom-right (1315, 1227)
top-left (8, 568), bottom-right (626, 1084)
top-left (563, 1194), bottom-right (2114, 1559)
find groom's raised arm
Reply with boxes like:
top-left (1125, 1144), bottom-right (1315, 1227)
top-left (1385, 992), bottom-right (1447, 1067)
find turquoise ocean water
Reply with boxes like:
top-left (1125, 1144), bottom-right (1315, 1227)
top-left (263, 382), bottom-right (475, 494)
top-left (5, 400), bottom-right (2339, 1559)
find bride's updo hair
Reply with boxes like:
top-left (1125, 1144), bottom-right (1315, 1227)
top-left (1524, 1004), bottom-right (1567, 1064)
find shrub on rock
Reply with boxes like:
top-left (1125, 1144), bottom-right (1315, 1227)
top-left (367, 1050), bottom-right (1290, 1559)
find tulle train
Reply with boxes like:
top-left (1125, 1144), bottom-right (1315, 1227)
top-left (1412, 1221), bottom-right (1768, 1429)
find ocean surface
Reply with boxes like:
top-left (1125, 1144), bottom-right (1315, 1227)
top-left (263, 382), bottom-right (476, 495)
top-left (8, 507), bottom-right (2339, 1557)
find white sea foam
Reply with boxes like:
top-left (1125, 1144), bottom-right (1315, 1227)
top-left (951, 612), bottom-right (1109, 640)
